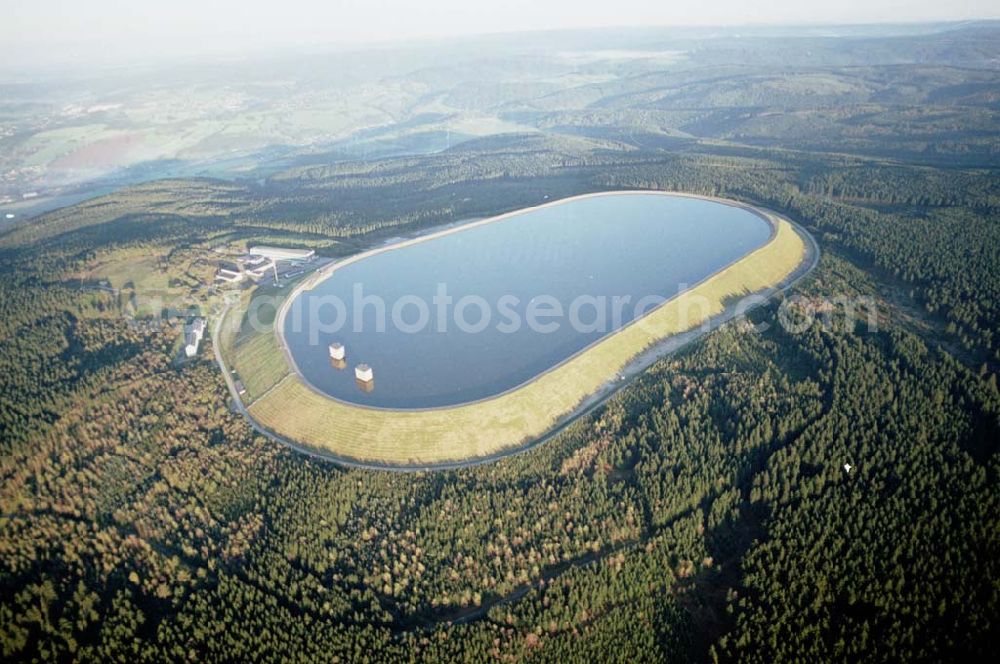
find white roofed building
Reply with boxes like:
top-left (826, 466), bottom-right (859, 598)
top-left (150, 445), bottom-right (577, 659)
top-left (186, 318), bottom-right (206, 341)
top-left (183, 318), bottom-right (206, 358)
top-left (244, 262), bottom-right (274, 280)
top-left (236, 254), bottom-right (270, 267)
top-left (215, 268), bottom-right (244, 283)
top-left (184, 332), bottom-right (200, 358)
top-left (249, 246), bottom-right (315, 261)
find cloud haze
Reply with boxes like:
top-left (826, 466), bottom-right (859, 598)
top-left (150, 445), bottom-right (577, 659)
top-left (3, 0), bottom-right (997, 68)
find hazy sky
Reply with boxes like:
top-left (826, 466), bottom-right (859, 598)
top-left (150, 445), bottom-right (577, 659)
top-left (3, 0), bottom-right (997, 67)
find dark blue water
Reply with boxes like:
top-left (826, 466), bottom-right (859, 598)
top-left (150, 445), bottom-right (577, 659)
top-left (282, 194), bottom-right (770, 408)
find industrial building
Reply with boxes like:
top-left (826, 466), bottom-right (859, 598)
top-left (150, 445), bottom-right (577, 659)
top-left (243, 262), bottom-right (275, 280)
top-left (215, 268), bottom-right (244, 284)
top-left (183, 318), bottom-right (206, 358)
top-left (237, 254), bottom-right (269, 267)
top-left (184, 332), bottom-right (199, 357)
top-left (249, 246), bottom-right (316, 261)
top-left (214, 245), bottom-right (317, 286)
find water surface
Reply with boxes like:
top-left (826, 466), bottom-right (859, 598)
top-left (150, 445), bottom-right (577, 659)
top-left (283, 194), bottom-right (771, 408)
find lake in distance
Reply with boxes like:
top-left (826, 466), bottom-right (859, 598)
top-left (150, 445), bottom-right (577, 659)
top-left (282, 193), bottom-right (772, 408)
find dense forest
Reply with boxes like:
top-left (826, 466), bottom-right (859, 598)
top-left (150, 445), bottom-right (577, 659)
top-left (2, 28), bottom-right (999, 662)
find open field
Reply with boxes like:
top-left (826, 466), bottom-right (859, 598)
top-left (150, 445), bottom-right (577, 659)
top-left (239, 198), bottom-right (809, 466)
top-left (90, 254), bottom-right (170, 292)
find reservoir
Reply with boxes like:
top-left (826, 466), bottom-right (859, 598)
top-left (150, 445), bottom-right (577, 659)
top-left (281, 193), bottom-right (772, 408)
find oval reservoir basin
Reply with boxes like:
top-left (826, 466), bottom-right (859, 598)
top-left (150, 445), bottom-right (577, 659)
top-left (282, 193), bottom-right (772, 408)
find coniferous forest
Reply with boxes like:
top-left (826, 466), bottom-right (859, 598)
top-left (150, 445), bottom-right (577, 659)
top-left (1, 21), bottom-right (999, 663)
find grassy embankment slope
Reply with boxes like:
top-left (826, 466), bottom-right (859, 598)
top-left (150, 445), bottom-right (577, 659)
top-left (244, 215), bottom-right (807, 466)
top-left (219, 286), bottom-right (294, 403)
